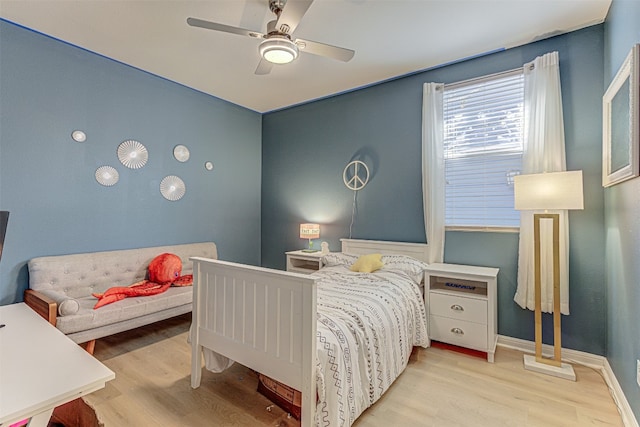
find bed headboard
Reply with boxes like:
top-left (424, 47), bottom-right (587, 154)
top-left (340, 238), bottom-right (429, 263)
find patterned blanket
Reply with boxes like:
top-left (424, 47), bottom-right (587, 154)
top-left (313, 265), bottom-right (429, 426)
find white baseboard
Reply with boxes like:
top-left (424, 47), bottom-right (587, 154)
top-left (602, 358), bottom-right (640, 427)
top-left (497, 335), bottom-right (638, 427)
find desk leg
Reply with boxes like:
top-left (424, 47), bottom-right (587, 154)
top-left (26, 408), bottom-right (53, 427)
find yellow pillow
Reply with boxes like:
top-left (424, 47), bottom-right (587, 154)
top-left (350, 253), bottom-right (383, 273)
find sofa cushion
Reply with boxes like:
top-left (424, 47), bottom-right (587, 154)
top-left (56, 286), bottom-right (193, 335)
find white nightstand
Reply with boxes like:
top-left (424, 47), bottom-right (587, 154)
top-left (285, 250), bottom-right (325, 274)
top-left (425, 263), bottom-right (499, 362)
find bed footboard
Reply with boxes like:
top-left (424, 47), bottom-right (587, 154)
top-left (189, 257), bottom-right (317, 426)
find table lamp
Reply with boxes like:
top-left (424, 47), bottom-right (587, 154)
top-left (514, 170), bottom-right (583, 381)
top-left (299, 223), bottom-right (320, 252)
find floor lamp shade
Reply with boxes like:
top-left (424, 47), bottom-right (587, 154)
top-left (513, 170), bottom-right (583, 381)
top-left (514, 171), bottom-right (584, 211)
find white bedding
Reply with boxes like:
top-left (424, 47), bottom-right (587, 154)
top-left (199, 263), bottom-right (429, 426)
top-left (312, 265), bottom-right (429, 426)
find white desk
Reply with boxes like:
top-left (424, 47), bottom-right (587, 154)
top-left (0, 303), bottom-right (115, 427)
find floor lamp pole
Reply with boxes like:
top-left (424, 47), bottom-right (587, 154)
top-left (524, 213), bottom-right (576, 380)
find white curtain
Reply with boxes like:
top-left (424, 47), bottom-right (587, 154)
top-left (514, 51), bottom-right (570, 314)
top-left (422, 83), bottom-right (445, 264)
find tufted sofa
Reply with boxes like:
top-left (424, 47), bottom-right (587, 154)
top-left (24, 242), bottom-right (217, 352)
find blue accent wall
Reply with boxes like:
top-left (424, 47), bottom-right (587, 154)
top-left (0, 20), bottom-right (262, 304)
top-left (604, 0), bottom-right (640, 419)
top-left (262, 26), bottom-right (606, 355)
top-left (4, 8), bottom-right (634, 411)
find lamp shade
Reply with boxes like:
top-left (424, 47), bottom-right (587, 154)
top-left (300, 223), bottom-right (320, 239)
top-left (514, 171), bottom-right (584, 211)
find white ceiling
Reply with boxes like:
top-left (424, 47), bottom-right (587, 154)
top-left (0, 0), bottom-right (611, 113)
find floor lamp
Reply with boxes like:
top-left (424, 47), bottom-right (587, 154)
top-left (514, 170), bottom-right (584, 381)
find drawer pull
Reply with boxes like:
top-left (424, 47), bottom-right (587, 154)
top-left (450, 304), bottom-right (464, 312)
top-left (450, 327), bottom-right (464, 335)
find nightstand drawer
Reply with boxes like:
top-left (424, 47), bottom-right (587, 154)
top-left (429, 292), bottom-right (487, 324)
top-left (429, 315), bottom-right (488, 351)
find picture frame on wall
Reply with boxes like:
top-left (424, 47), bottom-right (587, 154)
top-left (602, 43), bottom-right (639, 187)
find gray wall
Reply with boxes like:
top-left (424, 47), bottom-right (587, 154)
top-left (603, 0), bottom-right (640, 419)
top-left (262, 25), bottom-right (606, 355)
top-left (0, 21), bottom-right (262, 304)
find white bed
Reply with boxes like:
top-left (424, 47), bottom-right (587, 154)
top-left (190, 238), bottom-right (430, 426)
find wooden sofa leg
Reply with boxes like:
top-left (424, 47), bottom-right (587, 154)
top-left (81, 340), bottom-right (96, 355)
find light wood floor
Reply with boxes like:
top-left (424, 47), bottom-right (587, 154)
top-left (85, 314), bottom-right (624, 427)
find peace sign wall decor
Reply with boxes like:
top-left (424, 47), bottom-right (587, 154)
top-left (343, 160), bottom-right (370, 191)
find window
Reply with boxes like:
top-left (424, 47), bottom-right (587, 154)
top-left (443, 69), bottom-right (524, 229)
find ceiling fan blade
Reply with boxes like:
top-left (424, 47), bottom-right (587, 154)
top-left (255, 59), bottom-right (273, 75)
top-left (295, 38), bottom-right (355, 62)
top-left (275, 0), bottom-right (314, 35)
top-left (187, 17), bottom-right (264, 39)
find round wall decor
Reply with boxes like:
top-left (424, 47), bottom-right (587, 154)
top-left (95, 166), bottom-right (119, 187)
top-left (117, 140), bottom-right (148, 169)
top-left (71, 130), bottom-right (87, 143)
top-left (173, 145), bottom-right (190, 162)
top-left (160, 175), bottom-right (186, 201)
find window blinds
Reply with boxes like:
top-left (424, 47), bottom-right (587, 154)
top-left (443, 70), bottom-right (524, 228)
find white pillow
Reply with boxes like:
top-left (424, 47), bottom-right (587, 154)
top-left (321, 252), bottom-right (358, 267)
top-left (381, 255), bottom-right (429, 284)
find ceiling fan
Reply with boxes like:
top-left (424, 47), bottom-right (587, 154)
top-left (187, 0), bottom-right (355, 75)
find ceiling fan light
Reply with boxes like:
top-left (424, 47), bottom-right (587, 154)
top-left (259, 37), bottom-right (299, 64)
